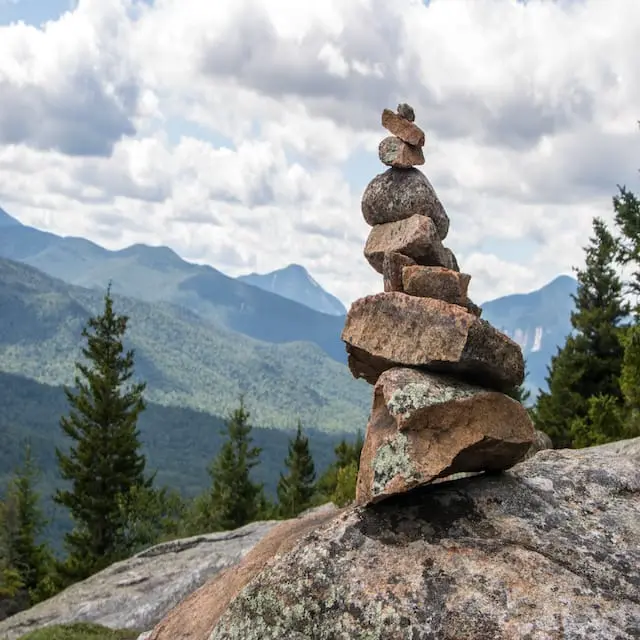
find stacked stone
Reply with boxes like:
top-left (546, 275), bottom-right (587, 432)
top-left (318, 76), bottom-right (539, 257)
top-left (342, 104), bottom-right (535, 506)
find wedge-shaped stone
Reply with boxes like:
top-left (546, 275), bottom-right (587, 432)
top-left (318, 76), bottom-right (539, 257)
top-left (383, 252), bottom-right (416, 292)
top-left (381, 108), bottom-right (425, 146)
top-left (341, 292), bottom-right (524, 390)
top-left (361, 168), bottom-right (449, 239)
top-left (378, 136), bottom-right (424, 168)
top-left (402, 265), bottom-right (470, 305)
top-left (364, 215), bottom-right (450, 274)
top-left (355, 367), bottom-right (535, 505)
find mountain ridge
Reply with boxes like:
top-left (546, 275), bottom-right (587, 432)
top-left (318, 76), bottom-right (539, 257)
top-left (0, 205), bottom-right (580, 396)
top-left (0, 256), bottom-right (370, 431)
top-left (238, 263), bottom-right (347, 316)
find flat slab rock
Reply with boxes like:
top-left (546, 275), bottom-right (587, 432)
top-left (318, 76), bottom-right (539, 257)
top-left (361, 168), bottom-right (449, 239)
top-left (356, 368), bottom-right (535, 505)
top-left (341, 292), bottom-right (524, 391)
top-left (0, 520), bottom-right (283, 640)
top-left (381, 108), bottom-right (425, 146)
top-left (209, 439), bottom-right (640, 640)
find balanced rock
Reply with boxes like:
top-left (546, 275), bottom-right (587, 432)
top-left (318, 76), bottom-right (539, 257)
top-left (361, 168), bottom-right (449, 239)
top-left (381, 108), bottom-right (425, 146)
top-left (341, 292), bottom-right (524, 390)
top-left (378, 136), bottom-right (424, 168)
top-left (396, 102), bottom-right (415, 121)
top-left (355, 368), bottom-right (535, 505)
top-left (382, 251), bottom-right (415, 292)
top-left (402, 265), bottom-right (470, 305)
top-left (364, 215), bottom-right (450, 273)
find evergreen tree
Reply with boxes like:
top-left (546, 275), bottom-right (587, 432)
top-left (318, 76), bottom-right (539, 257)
top-left (314, 431), bottom-right (363, 506)
top-left (613, 185), bottom-right (640, 300)
top-left (277, 421), bottom-right (316, 518)
top-left (196, 397), bottom-right (264, 532)
top-left (2, 443), bottom-right (52, 604)
top-left (54, 285), bottom-right (149, 582)
top-left (535, 217), bottom-right (629, 447)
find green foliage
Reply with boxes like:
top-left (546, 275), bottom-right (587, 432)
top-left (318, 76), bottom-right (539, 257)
top-left (331, 461), bottom-right (359, 507)
top-left (277, 421), bottom-right (316, 518)
top-left (535, 217), bottom-right (628, 447)
top-left (0, 257), bottom-right (370, 432)
top-left (613, 185), bottom-right (640, 296)
top-left (569, 394), bottom-right (631, 449)
top-left (113, 484), bottom-right (188, 556)
top-left (0, 371), bottom-right (357, 552)
top-left (315, 432), bottom-right (364, 507)
top-left (190, 398), bottom-right (265, 533)
top-left (0, 442), bottom-right (54, 615)
top-left (16, 622), bottom-right (140, 640)
top-left (53, 286), bottom-right (150, 582)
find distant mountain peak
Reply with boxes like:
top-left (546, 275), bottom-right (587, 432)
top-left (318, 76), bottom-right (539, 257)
top-left (238, 264), bottom-right (347, 316)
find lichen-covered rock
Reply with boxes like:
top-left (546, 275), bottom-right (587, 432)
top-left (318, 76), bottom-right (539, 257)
top-left (524, 428), bottom-right (553, 459)
top-left (382, 252), bottom-right (415, 292)
top-left (355, 368), bottom-right (535, 504)
top-left (378, 136), bottom-right (424, 168)
top-left (146, 505), bottom-right (340, 640)
top-left (361, 168), bottom-right (449, 239)
top-left (444, 246), bottom-right (460, 271)
top-left (209, 439), bottom-right (640, 640)
top-left (364, 215), bottom-right (450, 274)
top-left (341, 292), bottom-right (525, 390)
top-left (396, 102), bottom-right (415, 122)
top-left (381, 108), bottom-right (425, 146)
top-left (402, 265), bottom-right (470, 306)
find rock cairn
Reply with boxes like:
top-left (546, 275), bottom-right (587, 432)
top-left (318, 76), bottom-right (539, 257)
top-left (342, 103), bottom-right (535, 506)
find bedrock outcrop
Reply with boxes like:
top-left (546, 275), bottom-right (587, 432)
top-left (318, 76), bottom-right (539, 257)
top-left (208, 439), bottom-right (640, 640)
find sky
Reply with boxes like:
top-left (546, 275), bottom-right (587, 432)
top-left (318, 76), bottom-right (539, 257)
top-left (0, 0), bottom-right (638, 307)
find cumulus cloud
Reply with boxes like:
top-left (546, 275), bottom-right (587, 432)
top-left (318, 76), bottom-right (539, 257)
top-left (0, 0), bottom-right (143, 156)
top-left (0, 0), bottom-right (639, 307)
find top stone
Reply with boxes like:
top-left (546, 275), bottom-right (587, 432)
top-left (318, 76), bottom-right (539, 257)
top-left (382, 108), bottom-right (425, 147)
top-left (397, 103), bottom-right (415, 122)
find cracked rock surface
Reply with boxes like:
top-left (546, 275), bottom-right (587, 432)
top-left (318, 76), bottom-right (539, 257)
top-left (0, 521), bottom-right (280, 640)
top-left (210, 439), bottom-right (640, 640)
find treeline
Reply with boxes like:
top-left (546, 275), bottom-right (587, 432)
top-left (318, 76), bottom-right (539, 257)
top-left (0, 286), bottom-right (362, 620)
top-left (533, 185), bottom-right (640, 447)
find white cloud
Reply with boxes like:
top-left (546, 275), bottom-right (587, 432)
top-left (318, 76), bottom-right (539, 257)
top-left (0, 0), bottom-right (639, 308)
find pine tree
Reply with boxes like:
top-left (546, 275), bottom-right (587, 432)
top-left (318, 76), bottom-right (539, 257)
top-left (535, 217), bottom-right (629, 448)
top-left (2, 443), bottom-right (52, 604)
top-left (277, 421), bottom-right (316, 518)
top-left (613, 185), bottom-right (640, 298)
top-left (54, 285), bottom-right (149, 582)
top-left (314, 431), bottom-right (363, 506)
top-left (197, 397), bottom-right (264, 532)
top-left (613, 183), bottom-right (640, 438)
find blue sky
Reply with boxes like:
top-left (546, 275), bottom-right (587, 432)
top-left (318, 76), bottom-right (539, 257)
top-left (0, 0), bottom-right (72, 26)
top-left (0, 0), bottom-right (638, 306)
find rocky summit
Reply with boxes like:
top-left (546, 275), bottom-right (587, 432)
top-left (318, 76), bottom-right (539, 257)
top-left (342, 103), bottom-right (534, 505)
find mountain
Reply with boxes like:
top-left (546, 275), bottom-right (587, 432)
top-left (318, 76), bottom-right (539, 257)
top-left (0, 206), bottom-right (21, 227)
top-left (238, 264), bottom-right (347, 316)
top-left (0, 206), bottom-right (581, 399)
top-left (481, 275), bottom-right (578, 393)
top-left (0, 257), bottom-right (370, 431)
top-left (0, 219), bottom-right (347, 363)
